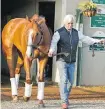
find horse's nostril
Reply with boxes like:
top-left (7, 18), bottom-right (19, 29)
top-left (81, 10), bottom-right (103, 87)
top-left (36, 33), bottom-right (38, 36)
top-left (41, 31), bottom-right (43, 35)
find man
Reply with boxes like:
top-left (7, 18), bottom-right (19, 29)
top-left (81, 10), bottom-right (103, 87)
top-left (48, 14), bottom-right (104, 109)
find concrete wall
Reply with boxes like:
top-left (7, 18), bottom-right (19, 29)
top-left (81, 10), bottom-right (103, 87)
top-left (52, 0), bottom-right (89, 86)
top-left (52, 0), bottom-right (105, 86)
top-left (80, 17), bottom-right (105, 86)
top-left (52, 0), bottom-right (67, 83)
top-left (66, 0), bottom-right (89, 27)
top-left (66, 0), bottom-right (105, 86)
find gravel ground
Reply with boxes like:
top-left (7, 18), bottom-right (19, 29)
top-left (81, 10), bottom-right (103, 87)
top-left (1, 100), bottom-right (105, 109)
top-left (1, 75), bottom-right (105, 109)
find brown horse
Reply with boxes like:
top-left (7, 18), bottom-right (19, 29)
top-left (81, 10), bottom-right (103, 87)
top-left (2, 14), bottom-right (51, 105)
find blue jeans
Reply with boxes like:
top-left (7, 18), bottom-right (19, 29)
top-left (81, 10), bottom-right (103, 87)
top-left (57, 61), bottom-right (75, 104)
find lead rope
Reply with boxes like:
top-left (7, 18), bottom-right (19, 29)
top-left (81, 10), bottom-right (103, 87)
top-left (92, 45), bottom-right (95, 57)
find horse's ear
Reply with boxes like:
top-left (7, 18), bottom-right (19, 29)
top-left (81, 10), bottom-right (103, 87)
top-left (32, 21), bottom-right (36, 30)
top-left (37, 17), bottom-right (46, 25)
top-left (26, 15), bottom-right (29, 20)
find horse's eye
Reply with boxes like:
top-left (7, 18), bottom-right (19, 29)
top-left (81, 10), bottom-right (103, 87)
top-left (39, 27), bottom-right (41, 30)
top-left (36, 33), bottom-right (38, 36)
top-left (35, 21), bottom-right (37, 23)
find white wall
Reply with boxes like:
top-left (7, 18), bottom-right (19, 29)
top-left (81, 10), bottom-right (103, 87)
top-left (80, 16), bottom-right (105, 86)
top-left (52, 0), bottom-right (67, 83)
top-left (52, 0), bottom-right (105, 86)
top-left (52, 0), bottom-right (89, 85)
top-left (66, 0), bottom-right (89, 27)
top-left (52, 0), bottom-right (85, 85)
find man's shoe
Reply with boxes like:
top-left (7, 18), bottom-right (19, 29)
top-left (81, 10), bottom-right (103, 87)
top-left (62, 103), bottom-right (68, 109)
top-left (38, 100), bottom-right (45, 108)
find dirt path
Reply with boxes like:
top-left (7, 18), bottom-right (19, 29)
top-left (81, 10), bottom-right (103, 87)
top-left (1, 84), bottom-right (105, 101)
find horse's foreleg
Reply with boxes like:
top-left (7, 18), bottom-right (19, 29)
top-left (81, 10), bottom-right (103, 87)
top-left (6, 49), bottom-right (18, 102)
top-left (37, 57), bottom-right (48, 106)
top-left (23, 55), bottom-right (32, 102)
top-left (15, 56), bottom-right (23, 89)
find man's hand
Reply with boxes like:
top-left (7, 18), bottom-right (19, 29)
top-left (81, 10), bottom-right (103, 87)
top-left (98, 39), bottom-right (105, 45)
top-left (48, 49), bottom-right (54, 57)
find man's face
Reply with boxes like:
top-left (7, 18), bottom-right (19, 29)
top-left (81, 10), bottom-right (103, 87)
top-left (65, 21), bottom-right (73, 31)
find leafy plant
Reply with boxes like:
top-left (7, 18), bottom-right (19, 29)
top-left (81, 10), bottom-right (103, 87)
top-left (78, 1), bottom-right (97, 11)
top-left (78, 1), bottom-right (97, 17)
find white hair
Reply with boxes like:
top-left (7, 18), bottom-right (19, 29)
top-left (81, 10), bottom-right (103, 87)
top-left (62, 14), bottom-right (74, 26)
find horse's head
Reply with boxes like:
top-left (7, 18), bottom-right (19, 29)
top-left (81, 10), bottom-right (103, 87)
top-left (27, 15), bottom-right (46, 48)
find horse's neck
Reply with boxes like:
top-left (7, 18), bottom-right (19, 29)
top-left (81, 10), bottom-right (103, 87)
top-left (40, 23), bottom-right (51, 46)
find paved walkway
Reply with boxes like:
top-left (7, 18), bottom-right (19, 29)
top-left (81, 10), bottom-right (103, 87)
top-left (1, 99), bottom-right (105, 109)
top-left (1, 85), bottom-right (105, 109)
top-left (1, 76), bottom-right (105, 109)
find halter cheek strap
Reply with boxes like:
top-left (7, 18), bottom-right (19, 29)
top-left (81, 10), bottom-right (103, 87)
top-left (36, 33), bottom-right (43, 46)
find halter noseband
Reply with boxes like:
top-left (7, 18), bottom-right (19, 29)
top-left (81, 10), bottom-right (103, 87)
top-left (32, 21), bottom-right (44, 49)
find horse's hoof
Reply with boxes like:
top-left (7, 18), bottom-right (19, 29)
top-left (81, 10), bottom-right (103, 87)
top-left (12, 95), bottom-right (18, 102)
top-left (23, 96), bottom-right (30, 102)
top-left (38, 103), bottom-right (45, 108)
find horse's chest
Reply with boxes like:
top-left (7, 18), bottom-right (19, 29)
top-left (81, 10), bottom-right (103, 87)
top-left (34, 48), bottom-right (48, 59)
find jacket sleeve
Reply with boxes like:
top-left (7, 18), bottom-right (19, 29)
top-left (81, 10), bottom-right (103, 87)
top-left (78, 31), bottom-right (100, 45)
top-left (49, 31), bottom-right (60, 53)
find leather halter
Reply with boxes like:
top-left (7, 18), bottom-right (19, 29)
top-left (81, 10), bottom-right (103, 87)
top-left (32, 21), bottom-right (43, 49)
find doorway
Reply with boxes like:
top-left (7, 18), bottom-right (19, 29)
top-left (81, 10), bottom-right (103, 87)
top-left (39, 1), bottom-right (55, 80)
top-left (39, 1), bottom-right (55, 32)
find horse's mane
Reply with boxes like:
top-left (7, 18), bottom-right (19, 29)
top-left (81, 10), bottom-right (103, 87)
top-left (26, 14), bottom-right (46, 25)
